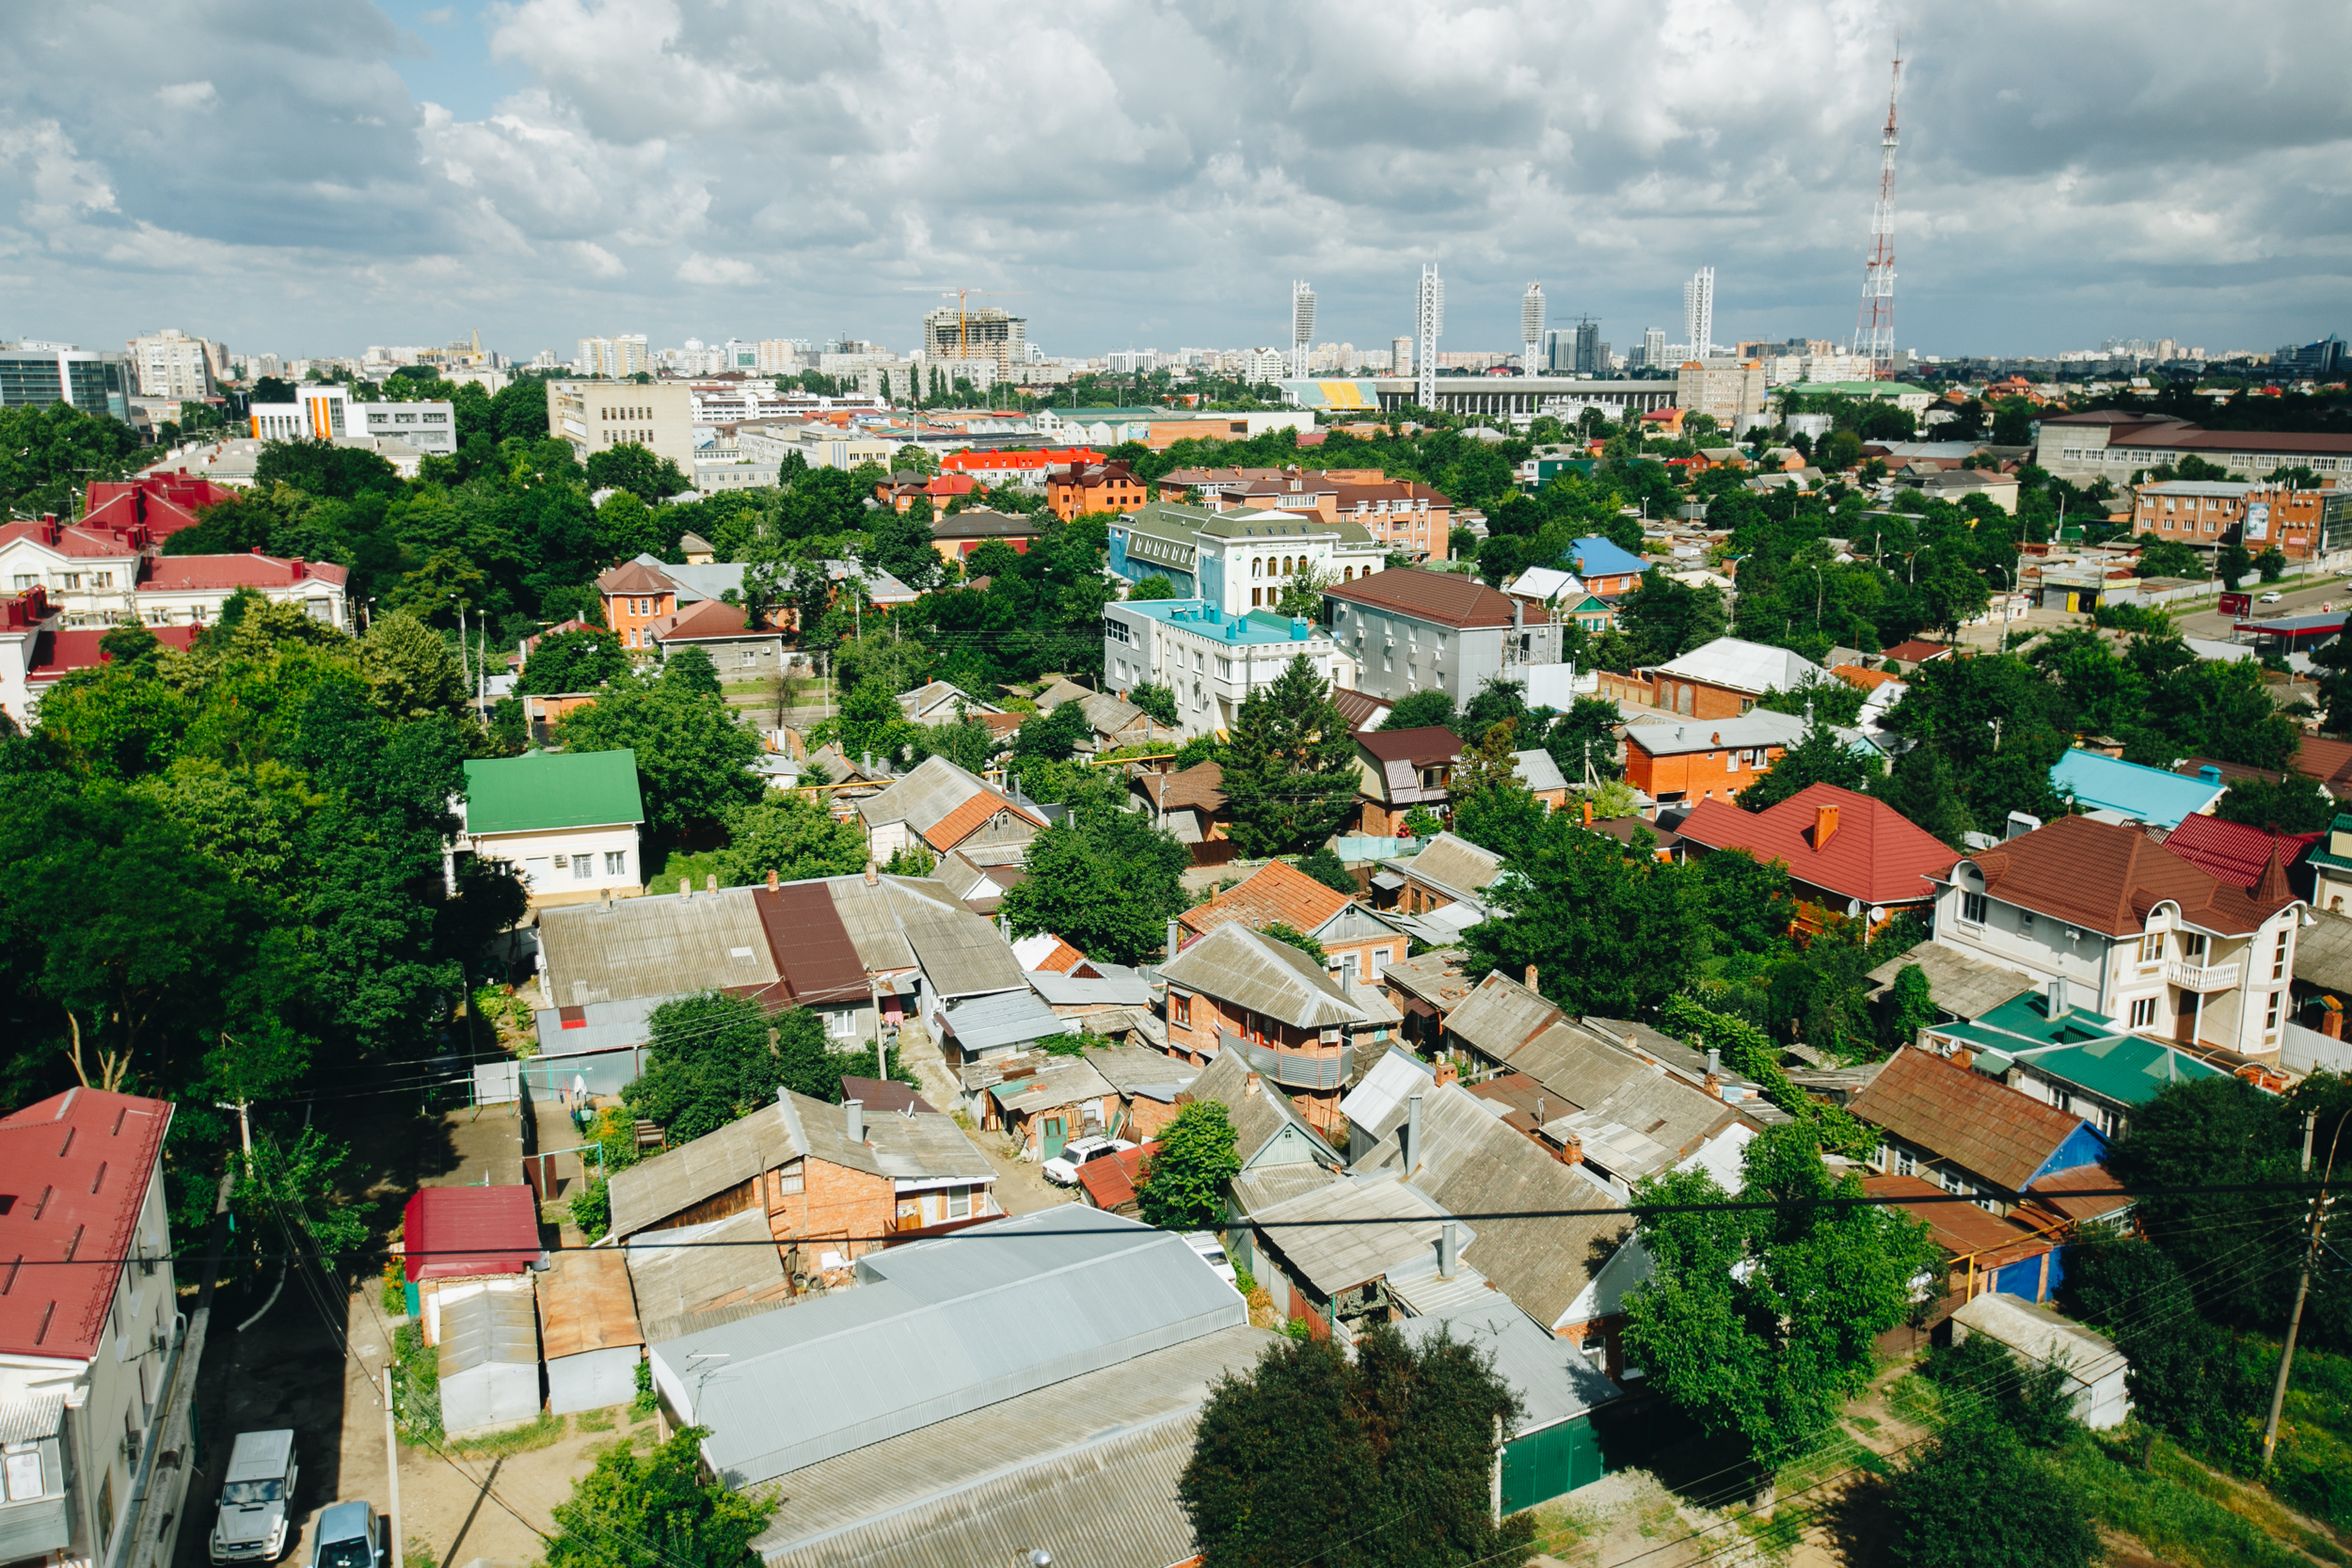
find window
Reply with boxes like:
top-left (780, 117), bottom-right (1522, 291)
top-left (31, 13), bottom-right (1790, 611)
top-left (774, 1160), bottom-right (804, 1196)
top-left (739, 648), bottom-right (756, 664)
top-left (2265, 992), bottom-right (2282, 1032)
top-left (2019, 911), bottom-right (2035, 938)
top-left (604, 851), bottom-right (626, 876)
top-left (826, 1008), bottom-right (858, 1038)
top-left (2273, 930), bottom-right (2289, 981)
top-left (1961, 889), bottom-right (1988, 925)
top-left (1726, 750), bottom-right (1737, 773)
top-left (1171, 992), bottom-right (1192, 1027)
top-left (2139, 931), bottom-right (2164, 964)
top-left (573, 854), bottom-right (593, 879)
top-left (2181, 931), bottom-right (2208, 961)
top-left (2129, 997), bottom-right (2158, 1028)
top-left (947, 1186), bottom-right (973, 1219)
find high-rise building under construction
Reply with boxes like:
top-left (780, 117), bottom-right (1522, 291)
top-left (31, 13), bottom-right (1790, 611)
top-left (922, 306), bottom-right (1026, 370)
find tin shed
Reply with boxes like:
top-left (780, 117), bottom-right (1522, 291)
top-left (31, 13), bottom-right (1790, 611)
top-left (437, 1285), bottom-right (544, 1436)
top-left (536, 1247), bottom-right (642, 1416)
top-left (1951, 1291), bottom-right (2132, 1430)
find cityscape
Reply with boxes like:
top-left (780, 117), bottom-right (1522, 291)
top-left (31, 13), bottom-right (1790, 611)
top-left (1, 8), bottom-right (2350, 1568)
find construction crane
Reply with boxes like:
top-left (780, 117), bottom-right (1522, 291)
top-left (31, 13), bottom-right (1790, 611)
top-left (904, 286), bottom-right (1032, 356)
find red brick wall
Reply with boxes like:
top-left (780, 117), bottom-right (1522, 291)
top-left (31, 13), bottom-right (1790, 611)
top-left (764, 1157), bottom-right (895, 1262)
top-left (1121, 1094), bottom-right (1185, 1141)
top-left (1625, 741), bottom-right (1784, 806)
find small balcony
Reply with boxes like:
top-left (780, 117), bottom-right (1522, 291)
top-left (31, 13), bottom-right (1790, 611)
top-left (2167, 959), bottom-right (2241, 992)
top-left (1221, 1031), bottom-right (1355, 1090)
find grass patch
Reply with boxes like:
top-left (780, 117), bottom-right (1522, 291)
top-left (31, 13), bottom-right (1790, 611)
top-left (445, 1409), bottom-right (566, 1459)
top-left (2053, 1431), bottom-right (2316, 1568)
top-left (1524, 1501), bottom-right (1603, 1562)
top-left (575, 1405), bottom-right (617, 1432)
top-left (390, 1323), bottom-right (441, 1447)
top-left (647, 848), bottom-right (728, 895)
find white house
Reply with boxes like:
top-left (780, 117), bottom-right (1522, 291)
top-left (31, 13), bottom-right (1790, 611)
top-left (135, 553), bottom-right (351, 631)
top-left (454, 749), bottom-right (647, 907)
top-left (1101, 597), bottom-right (1347, 739)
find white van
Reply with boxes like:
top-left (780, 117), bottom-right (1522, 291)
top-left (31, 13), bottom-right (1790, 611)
top-left (210, 1430), bottom-right (298, 1563)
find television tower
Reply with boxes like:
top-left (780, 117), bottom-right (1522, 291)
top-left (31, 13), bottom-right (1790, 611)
top-left (1290, 280), bottom-right (1316, 380)
top-left (1415, 263), bottom-right (1443, 409)
top-left (1851, 43), bottom-right (1903, 376)
top-left (1521, 282), bottom-right (1546, 375)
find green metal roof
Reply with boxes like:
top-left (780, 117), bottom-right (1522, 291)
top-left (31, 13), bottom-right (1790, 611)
top-left (2012, 1035), bottom-right (2225, 1106)
top-left (1973, 993), bottom-right (2122, 1048)
top-left (463, 749), bottom-right (644, 834)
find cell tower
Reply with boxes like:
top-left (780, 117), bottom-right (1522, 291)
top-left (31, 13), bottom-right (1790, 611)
top-left (1521, 282), bottom-right (1546, 375)
top-left (1290, 280), bottom-right (1317, 380)
top-left (1851, 43), bottom-right (1903, 376)
top-left (1415, 263), bottom-right (1444, 409)
top-left (1683, 268), bottom-right (1715, 361)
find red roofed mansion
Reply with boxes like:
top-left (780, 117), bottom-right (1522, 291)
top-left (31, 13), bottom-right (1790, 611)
top-left (0, 1089), bottom-right (183, 1568)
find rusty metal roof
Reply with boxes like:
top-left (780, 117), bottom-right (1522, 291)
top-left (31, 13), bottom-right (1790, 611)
top-left (1849, 1047), bottom-right (2090, 1192)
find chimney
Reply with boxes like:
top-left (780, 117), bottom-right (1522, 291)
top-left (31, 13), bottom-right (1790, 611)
top-left (862, 750), bottom-right (874, 775)
top-left (1522, 963), bottom-right (1539, 993)
top-left (1405, 1091), bottom-right (1423, 1173)
top-left (766, 868), bottom-right (778, 890)
top-left (1706, 1046), bottom-right (1721, 1078)
top-left (2047, 976), bottom-right (2069, 1020)
top-left (1581, 800), bottom-right (1594, 826)
top-left (845, 1099), bottom-right (865, 1143)
top-left (1244, 1070), bottom-right (1262, 1098)
top-left (290, 558), bottom-right (305, 580)
top-left (1814, 803), bottom-right (1839, 850)
top-left (1167, 918), bottom-right (1181, 962)
top-left (706, 874), bottom-right (717, 893)
top-left (1433, 1061), bottom-right (1458, 1088)
top-left (1438, 1220), bottom-right (1459, 1279)
top-left (1559, 1129), bottom-right (1583, 1166)
top-left (865, 861), bottom-right (879, 886)
top-left (679, 876), bottom-right (691, 900)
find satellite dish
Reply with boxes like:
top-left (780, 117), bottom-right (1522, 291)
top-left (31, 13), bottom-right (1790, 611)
top-left (1869, 907), bottom-right (1887, 924)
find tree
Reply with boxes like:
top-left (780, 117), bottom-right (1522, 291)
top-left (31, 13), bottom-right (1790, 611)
top-left (2217, 537), bottom-right (2255, 588)
top-left (1136, 1100), bottom-right (1241, 1230)
top-left (1009, 699), bottom-right (1089, 762)
top-left (1180, 1325), bottom-right (1534, 1568)
top-left (1128, 680), bottom-right (1179, 727)
top-left (1868, 742), bottom-right (1975, 847)
top-left (1882, 1421), bottom-right (2097, 1568)
top-left (1539, 696), bottom-right (1624, 784)
top-left (910, 713), bottom-right (998, 775)
top-left (358, 611), bottom-right (471, 722)
top-left (2211, 770), bottom-right (2337, 833)
top-left (518, 627), bottom-right (628, 695)
top-left (1877, 961), bottom-right (1935, 1053)
top-left (1620, 1123), bottom-right (1941, 1470)
top-left (1736, 724), bottom-right (1883, 813)
top-left (999, 798), bottom-right (1191, 965)
top-left (2135, 536), bottom-right (2205, 578)
top-left (1377, 689), bottom-right (1457, 732)
top-left (1462, 812), bottom-right (1704, 1016)
top-left (714, 793), bottom-right (867, 886)
top-left (1222, 655), bottom-right (1360, 856)
top-left (554, 672), bottom-right (764, 842)
top-left (1295, 847), bottom-right (1357, 895)
top-left (543, 1424), bottom-right (775, 1568)
top-left (1128, 574), bottom-right (1178, 601)
top-left (1617, 569), bottom-right (1728, 665)
top-left (1451, 721), bottom-right (1545, 853)
top-left (584, 442), bottom-right (691, 504)
top-left (1257, 921), bottom-right (1327, 964)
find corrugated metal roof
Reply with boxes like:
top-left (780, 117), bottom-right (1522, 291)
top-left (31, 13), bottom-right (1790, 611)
top-left (1230, 1163), bottom-right (1343, 1217)
top-left (1863, 943), bottom-right (2035, 1022)
top-left (756, 883), bottom-right (870, 1006)
top-left (538, 1245), bottom-right (643, 1360)
top-left (626, 1209), bottom-right (795, 1345)
top-left (1341, 1046), bottom-right (1438, 1143)
top-left (1850, 1047), bottom-right (2092, 1189)
top-left (1157, 923), bottom-right (1366, 1029)
top-left (888, 881), bottom-right (1027, 998)
top-left (1652, 636), bottom-right (1825, 697)
top-left (609, 1104), bottom-right (792, 1239)
top-left (751, 1326), bottom-right (1277, 1568)
top-left (942, 989), bottom-right (1074, 1052)
top-left (539, 887), bottom-right (780, 1007)
top-left (0, 1393), bottom-right (66, 1444)
top-left (531, 995), bottom-right (660, 1059)
top-left (1025, 966), bottom-right (1153, 1007)
top-left (1251, 1173), bottom-right (1457, 1297)
top-left (1189, 1048), bottom-right (1345, 1169)
top-left (403, 1186), bottom-right (540, 1282)
top-left (855, 755), bottom-right (1040, 840)
top-left (1079, 1045), bottom-right (1200, 1100)
top-left (1443, 972), bottom-right (1564, 1061)
top-left (987, 1057), bottom-right (1116, 1116)
top-left (1950, 1292), bottom-right (2128, 1388)
top-left (652, 1208), bottom-right (1247, 1486)
top-left (437, 1285), bottom-right (540, 1378)
top-left (1397, 1297), bottom-right (1621, 1431)
top-left (1393, 832), bottom-right (1504, 901)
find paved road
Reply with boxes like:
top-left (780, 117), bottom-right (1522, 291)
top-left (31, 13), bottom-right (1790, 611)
top-left (2170, 572), bottom-right (2351, 641)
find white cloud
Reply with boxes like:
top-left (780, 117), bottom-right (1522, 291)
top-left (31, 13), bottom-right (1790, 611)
top-left (677, 251), bottom-right (758, 285)
top-left (155, 81), bottom-right (217, 112)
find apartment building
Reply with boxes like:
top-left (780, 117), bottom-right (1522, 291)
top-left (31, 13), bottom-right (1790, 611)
top-left (1322, 568), bottom-right (1561, 707)
top-left (246, 385), bottom-right (457, 455)
top-left (0, 343), bottom-right (134, 420)
top-left (577, 334), bottom-right (650, 378)
top-left (547, 380), bottom-right (697, 468)
top-left (2132, 480), bottom-right (2336, 561)
top-left (125, 327), bottom-right (216, 400)
top-left (1931, 814), bottom-right (2304, 1059)
top-left (2037, 410), bottom-right (2352, 494)
top-left (1102, 599), bottom-right (1343, 738)
top-left (1673, 358), bottom-right (1768, 425)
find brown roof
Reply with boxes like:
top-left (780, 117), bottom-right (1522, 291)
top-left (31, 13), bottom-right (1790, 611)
top-left (1963, 813), bottom-right (2298, 939)
top-left (2026, 1163), bottom-right (2134, 1224)
top-left (597, 559), bottom-right (675, 594)
top-left (535, 1245), bottom-right (642, 1359)
top-left (1849, 1047), bottom-right (2090, 1191)
top-left (1181, 859), bottom-right (1353, 942)
top-left (1861, 1173), bottom-right (2057, 1267)
top-left (1140, 761), bottom-right (1226, 814)
top-left (657, 597), bottom-right (773, 642)
top-left (1356, 726), bottom-right (1463, 767)
top-left (1324, 569), bottom-right (1520, 629)
top-left (922, 791), bottom-right (1040, 851)
top-left (1328, 688), bottom-right (1391, 730)
top-left (2293, 736), bottom-right (2352, 795)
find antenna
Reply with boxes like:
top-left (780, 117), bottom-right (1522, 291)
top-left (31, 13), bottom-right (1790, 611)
top-left (1851, 40), bottom-right (1904, 376)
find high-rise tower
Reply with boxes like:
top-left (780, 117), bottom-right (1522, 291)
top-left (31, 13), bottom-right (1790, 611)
top-left (1415, 264), bottom-right (1444, 408)
top-left (1290, 280), bottom-right (1316, 380)
top-left (1851, 45), bottom-right (1903, 376)
top-left (1682, 269), bottom-right (1715, 362)
top-left (1521, 282), bottom-right (1546, 375)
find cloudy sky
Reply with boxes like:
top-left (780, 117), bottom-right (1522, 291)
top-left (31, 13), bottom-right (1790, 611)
top-left (3, 0), bottom-right (2345, 365)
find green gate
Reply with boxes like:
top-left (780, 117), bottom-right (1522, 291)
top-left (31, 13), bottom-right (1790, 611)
top-left (1501, 1417), bottom-right (1604, 1513)
top-left (1041, 1116), bottom-right (1068, 1159)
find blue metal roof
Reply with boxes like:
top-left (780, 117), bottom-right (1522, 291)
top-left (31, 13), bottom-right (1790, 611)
top-left (2049, 749), bottom-right (2227, 829)
top-left (1120, 598), bottom-right (1323, 645)
top-left (1567, 536), bottom-right (1647, 578)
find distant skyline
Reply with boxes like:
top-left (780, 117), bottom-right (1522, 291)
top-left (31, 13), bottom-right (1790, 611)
top-left (3, 1), bottom-right (2346, 365)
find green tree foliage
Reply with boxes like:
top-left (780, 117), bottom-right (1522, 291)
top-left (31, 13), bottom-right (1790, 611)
top-left (908, 713), bottom-right (998, 775)
top-left (1867, 742), bottom-right (1976, 848)
top-left (1616, 568), bottom-right (1729, 666)
top-left (1461, 810), bottom-right (1704, 1017)
top-left (518, 627), bottom-right (629, 695)
top-left (1883, 1418), bottom-right (2098, 1568)
top-left (1659, 996), bottom-right (1880, 1150)
top-left (622, 992), bottom-right (898, 1142)
top-left (1256, 921), bottom-right (1327, 963)
top-left (1128, 680), bottom-right (1179, 727)
top-left (999, 790), bottom-right (1191, 965)
top-left (1180, 1326), bottom-right (1535, 1568)
top-left (1534, 695), bottom-right (1625, 784)
top-left (2210, 770), bottom-right (2337, 833)
top-left (2061, 1233), bottom-right (2261, 1450)
top-left (1136, 1100), bottom-right (1242, 1230)
top-left (1377, 689), bottom-right (1456, 732)
top-left (584, 441), bottom-right (691, 504)
top-left (1295, 847), bottom-right (1358, 895)
top-left (1756, 672), bottom-right (1867, 727)
top-left (2135, 536), bottom-right (2206, 578)
top-left (543, 1424), bottom-right (775, 1568)
top-left (1128, 574), bottom-right (1178, 601)
top-left (1621, 1123), bottom-right (1941, 1468)
top-left (713, 792), bottom-right (867, 886)
top-left (0, 403), bottom-right (144, 518)
top-left (1877, 962), bottom-right (1936, 1053)
top-left (1735, 724), bottom-right (1883, 814)
top-left (1009, 699), bottom-right (1089, 762)
top-left (1222, 655), bottom-right (1360, 856)
top-left (554, 664), bottom-right (764, 843)
top-left (1451, 721), bottom-right (1545, 853)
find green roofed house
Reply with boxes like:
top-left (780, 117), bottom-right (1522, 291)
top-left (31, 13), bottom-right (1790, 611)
top-left (1925, 985), bottom-right (2227, 1140)
top-left (455, 749), bottom-right (646, 909)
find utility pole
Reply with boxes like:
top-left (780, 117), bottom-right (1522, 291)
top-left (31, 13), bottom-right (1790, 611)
top-left (383, 1366), bottom-right (404, 1568)
top-left (215, 1097), bottom-right (253, 1172)
top-left (2263, 1109), bottom-right (2343, 1468)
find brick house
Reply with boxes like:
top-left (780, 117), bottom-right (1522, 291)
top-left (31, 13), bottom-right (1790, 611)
top-left (1047, 460), bottom-right (1151, 521)
top-left (1602, 635), bottom-right (1826, 720)
top-left (964, 1053), bottom-right (1120, 1159)
top-left (596, 558), bottom-right (681, 652)
top-left (1849, 1047), bottom-right (2107, 1222)
top-left (1156, 922), bottom-right (1366, 1133)
top-left (856, 754), bottom-right (1046, 865)
top-left (1620, 710), bottom-right (1806, 811)
top-left (1177, 859), bottom-right (1412, 986)
top-left (1354, 726), bottom-right (1463, 835)
top-left (648, 596), bottom-right (786, 680)
top-left (606, 1089), bottom-right (999, 1263)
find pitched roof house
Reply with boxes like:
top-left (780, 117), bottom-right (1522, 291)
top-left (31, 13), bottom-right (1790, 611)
top-left (1132, 760), bottom-right (1229, 845)
top-left (457, 749), bottom-right (647, 908)
top-left (856, 754), bottom-right (1045, 866)
top-left (1676, 783), bottom-right (1960, 917)
top-left (1178, 859), bottom-right (1410, 986)
top-left (1157, 923), bottom-right (1366, 1132)
top-left (1354, 726), bottom-right (1464, 836)
top-left (1849, 1046), bottom-right (2107, 1214)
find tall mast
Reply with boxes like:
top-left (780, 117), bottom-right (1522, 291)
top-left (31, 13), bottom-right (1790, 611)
top-left (1852, 43), bottom-right (1903, 376)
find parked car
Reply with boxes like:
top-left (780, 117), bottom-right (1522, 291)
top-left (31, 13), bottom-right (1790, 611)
top-left (309, 1501), bottom-right (386, 1568)
top-left (210, 1430), bottom-right (298, 1563)
top-left (1181, 1231), bottom-right (1238, 1286)
top-left (2259, 590), bottom-right (2285, 603)
top-left (1041, 1135), bottom-right (1136, 1186)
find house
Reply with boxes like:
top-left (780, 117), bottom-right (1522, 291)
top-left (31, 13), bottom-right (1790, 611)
top-left (937, 988), bottom-right (1077, 1068)
top-left (1101, 597), bottom-right (1344, 738)
top-left (1156, 922), bottom-right (1366, 1132)
top-left (1069, 689), bottom-right (1176, 750)
top-left (2159, 814), bottom-right (2320, 899)
top-left (1565, 536), bottom-right (1648, 598)
top-left (1606, 636), bottom-right (1826, 720)
top-left (621, 1208), bottom-right (796, 1345)
top-left (0, 515), bottom-right (149, 628)
top-left (0, 592), bottom-right (201, 723)
top-left (855, 754), bottom-right (1046, 867)
top-left (1862, 1174), bottom-right (2072, 1316)
top-left (1404, 1300), bottom-right (1625, 1513)
top-left (1849, 1046), bottom-right (2107, 1215)
top-left (1074, 1140), bottom-right (1160, 1215)
top-left (875, 470), bottom-right (977, 514)
top-left (1329, 686), bottom-right (1393, 731)
top-left (1514, 748), bottom-right (1571, 811)
top-left (1933, 814), bottom-right (2304, 1057)
top-left (1024, 961), bottom-right (1157, 1031)
top-left (1864, 942), bottom-right (2037, 1047)
top-left (1046, 459), bottom-right (1152, 520)
top-left (1184, 1046), bottom-right (1349, 1180)
top-left (1074, 1044), bottom-right (1201, 1141)
top-left (1675, 783), bottom-right (1959, 925)
top-left (81, 471), bottom-right (238, 537)
top-left (399, 1185), bottom-right (541, 1344)
top-left (2051, 749), bottom-right (2226, 829)
top-left (135, 551), bottom-right (351, 631)
top-left (454, 749), bottom-right (647, 908)
top-left (608, 1089), bottom-right (999, 1262)
top-left (1132, 760), bottom-right (1231, 847)
top-left (1381, 831), bottom-right (1505, 925)
top-left (0, 1089), bottom-right (181, 1568)
top-left (1619, 710), bottom-right (1806, 811)
top-left (1323, 569), bottom-right (1562, 708)
top-left (1382, 947), bottom-right (1480, 1053)
top-left (894, 679), bottom-right (1003, 724)
top-left (1339, 1044), bottom-right (1439, 1163)
top-left (662, 1210), bottom-right (1271, 1567)
top-left (596, 558), bottom-right (682, 652)
top-left (969, 1053), bottom-right (1120, 1159)
top-left (1955, 990), bottom-right (2232, 1138)
top-left (649, 597), bottom-right (786, 679)
top-left (1951, 1294), bottom-right (2132, 1428)
top-left (1354, 726), bottom-right (1463, 835)
top-left (1177, 859), bottom-right (1412, 985)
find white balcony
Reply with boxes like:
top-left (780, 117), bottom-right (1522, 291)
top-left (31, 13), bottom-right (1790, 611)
top-left (2167, 959), bottom-right (2241, 992)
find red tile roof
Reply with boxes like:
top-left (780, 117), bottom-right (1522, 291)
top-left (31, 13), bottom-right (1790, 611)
top-left (1325, 569), bottom-right (1520, 629)
top-left (1964, 813), bottom-right (2298, 939)
top-left (1076, 1141), bottom-right (1160, 1212)
top-left (401, 1185), bottom-right (541, 1282)
top-left (1181, 859), bottom-right (1354, 941)
top-left (596, 560), bottom-right (675, 595)
top-left (0, 1089), bottom-right (173, 1359)
top-left (141, 553), bottom-right (347, 590)
top-left (83, 475), bottom-right (238, 537)
top-left (922, 791), bottom-right (1041, 851)
top-left (2157, 815), bottom-right (2319, 891)
top-left (1676, 784), bottom-right (1959, 907)
top-left (1849, 1048), bottom-right (2092, 1191)
top-left (1831, 664), bottom-right (1905, 691)
top-left (1861, 1172), bottom-right (2056, 1266)
top-left (655, 597), bottom-right (772, 642)
top-left (0, 519), bottom-right (147, 559)
top-left (25, 626), bottom-right (203, 685)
